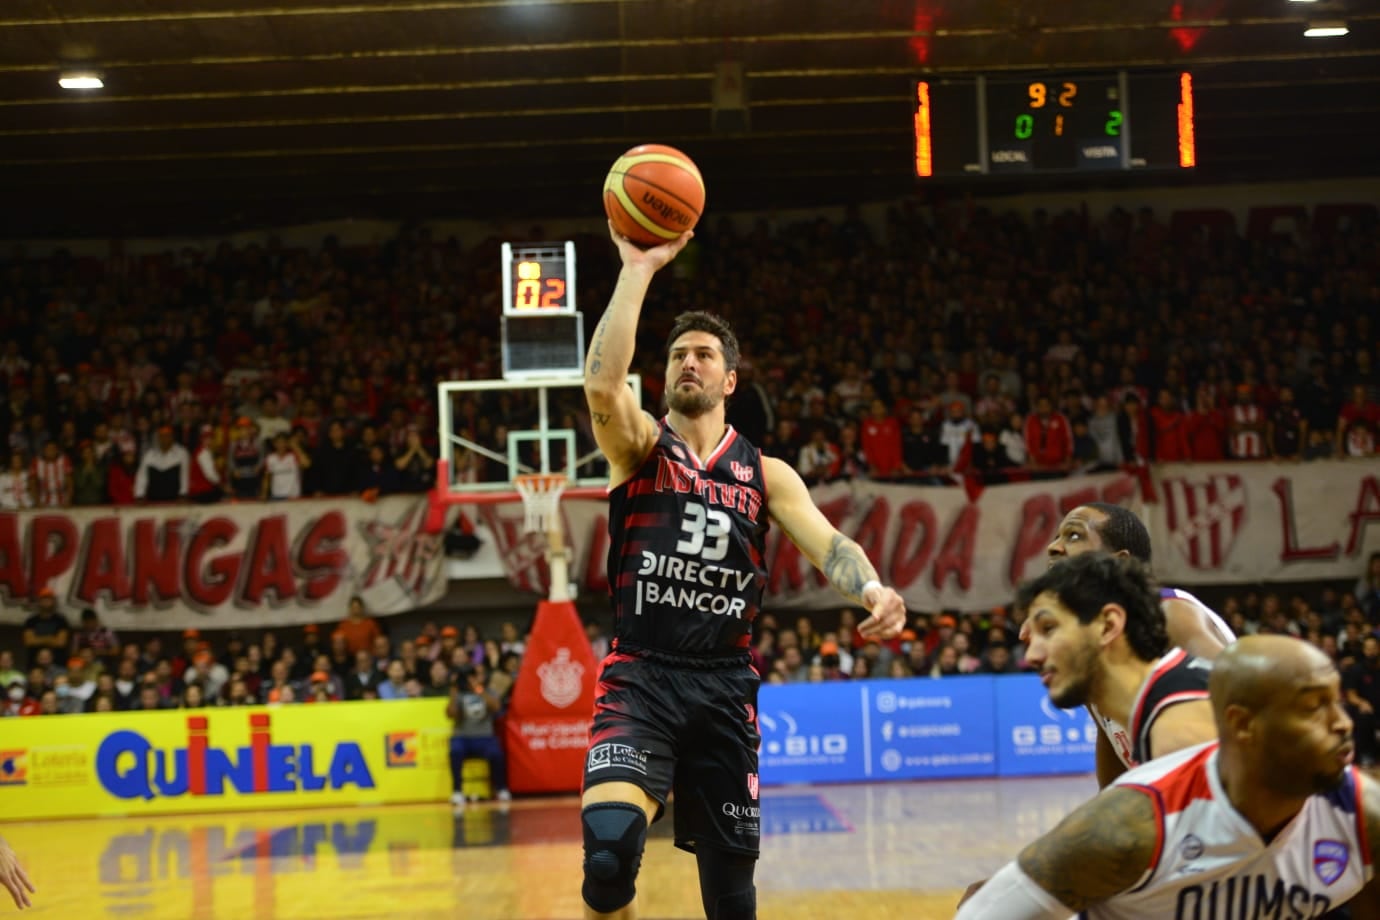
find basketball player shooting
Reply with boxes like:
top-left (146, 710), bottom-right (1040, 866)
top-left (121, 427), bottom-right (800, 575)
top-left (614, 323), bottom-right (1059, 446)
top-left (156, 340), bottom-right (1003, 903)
top-left (579, 224), bottom-right (906, 920)
top-left (957, 635), bottom-right (1380, 919)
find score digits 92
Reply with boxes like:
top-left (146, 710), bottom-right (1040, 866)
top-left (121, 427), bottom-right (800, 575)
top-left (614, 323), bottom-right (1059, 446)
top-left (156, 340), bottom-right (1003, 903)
top-left (1014, 80), bottom-right (1122, 140)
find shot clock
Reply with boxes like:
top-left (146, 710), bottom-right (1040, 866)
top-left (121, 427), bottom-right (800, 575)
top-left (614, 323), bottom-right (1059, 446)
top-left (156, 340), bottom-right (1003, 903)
top-left (500, 241), bottom-right (585, 379)
top-left (913, 71), bottom-right (1195, 178)
top-left (502, 241), bottom-right (576, 314)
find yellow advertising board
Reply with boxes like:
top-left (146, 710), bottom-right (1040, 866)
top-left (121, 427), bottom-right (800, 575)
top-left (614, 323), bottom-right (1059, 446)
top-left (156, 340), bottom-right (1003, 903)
top-left (0, 700), bottom-right (453, 820)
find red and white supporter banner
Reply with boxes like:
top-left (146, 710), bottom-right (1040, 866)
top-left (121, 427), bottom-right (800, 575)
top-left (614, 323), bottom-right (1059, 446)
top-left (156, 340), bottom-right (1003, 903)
top-left (1148, 461), bottom-right (1380, 586)
top-left (0, 496), bottom-right (449, 629)
top-left (479, 460), bottom-right (1380, 607)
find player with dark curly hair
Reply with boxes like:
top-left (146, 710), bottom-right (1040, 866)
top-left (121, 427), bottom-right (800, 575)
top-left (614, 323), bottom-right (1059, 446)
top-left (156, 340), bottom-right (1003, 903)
top-left (1016, 553), bottom-right (1217, 776)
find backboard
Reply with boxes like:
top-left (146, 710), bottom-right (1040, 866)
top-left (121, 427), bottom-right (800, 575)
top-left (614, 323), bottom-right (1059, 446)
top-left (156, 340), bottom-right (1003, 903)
top-left (435, 375), bottom-right (642, 496)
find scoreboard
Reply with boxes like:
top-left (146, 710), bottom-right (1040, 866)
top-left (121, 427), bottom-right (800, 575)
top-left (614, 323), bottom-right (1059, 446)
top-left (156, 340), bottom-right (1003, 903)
top-left (914, 71), bottom-right (1195, 178)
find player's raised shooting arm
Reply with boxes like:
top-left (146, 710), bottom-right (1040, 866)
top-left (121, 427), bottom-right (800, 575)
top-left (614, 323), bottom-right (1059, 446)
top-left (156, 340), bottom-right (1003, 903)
top-left (955, 786), bottom-right (1159, 918)
top-left (583, 225), bottom-right (688, 477)
top-left (1347, 772), bottom-right (1380, 920)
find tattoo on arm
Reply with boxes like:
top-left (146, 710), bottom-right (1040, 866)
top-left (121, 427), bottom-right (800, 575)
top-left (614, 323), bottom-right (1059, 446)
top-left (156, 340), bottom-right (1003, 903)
top-left (823, 534), bottom-right (878, 604)
top-left (591, 412), bottom-right (611, 426)
top-left (1017, 787), bottom-right (1158, 911)
top-left (586, 315), bottom-right (609, 378)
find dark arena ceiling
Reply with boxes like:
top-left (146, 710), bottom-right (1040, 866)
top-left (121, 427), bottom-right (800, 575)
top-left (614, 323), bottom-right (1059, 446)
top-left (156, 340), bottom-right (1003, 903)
top-left (1, 0), bottom-right (1378, 237)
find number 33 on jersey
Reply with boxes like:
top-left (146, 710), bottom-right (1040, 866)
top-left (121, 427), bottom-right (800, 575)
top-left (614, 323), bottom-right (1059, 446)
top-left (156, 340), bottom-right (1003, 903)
top-left (606, 420), bottom-right (768, 655)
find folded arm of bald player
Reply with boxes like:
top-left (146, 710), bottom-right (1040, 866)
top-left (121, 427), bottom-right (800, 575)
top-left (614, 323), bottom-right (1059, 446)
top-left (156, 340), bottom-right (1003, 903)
top-left (759, 456), bottom-right (906, 640)
top-left (954, 785), bottom-right (1159, 919)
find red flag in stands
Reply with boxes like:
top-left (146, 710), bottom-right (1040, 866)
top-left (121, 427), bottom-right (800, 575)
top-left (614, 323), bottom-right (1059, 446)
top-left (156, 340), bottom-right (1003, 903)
top-left (503, 600), bottom-right (597, 794)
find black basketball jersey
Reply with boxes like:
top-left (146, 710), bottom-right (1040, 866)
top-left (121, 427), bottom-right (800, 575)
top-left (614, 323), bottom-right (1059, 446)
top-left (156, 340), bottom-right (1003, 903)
top-left (605, 419), bottom-right (769, 656)
top-left (1092, 647), bottom-right (1212, 769)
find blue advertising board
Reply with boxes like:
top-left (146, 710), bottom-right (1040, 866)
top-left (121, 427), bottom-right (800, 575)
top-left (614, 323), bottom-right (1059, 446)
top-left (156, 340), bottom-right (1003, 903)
top-left (993, 674), bottom-right (1098, 776)
top-left (757, 681), bottom-right (864, 785)
top-left (865, 677), bottom-right (997, 780)
top-left (758, 675), bottom-right (1094, 786)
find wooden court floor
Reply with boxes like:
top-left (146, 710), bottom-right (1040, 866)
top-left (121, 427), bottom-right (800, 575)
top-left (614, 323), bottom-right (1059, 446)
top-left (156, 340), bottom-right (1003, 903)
top-left (1, 774), bottom-right (1094, 919)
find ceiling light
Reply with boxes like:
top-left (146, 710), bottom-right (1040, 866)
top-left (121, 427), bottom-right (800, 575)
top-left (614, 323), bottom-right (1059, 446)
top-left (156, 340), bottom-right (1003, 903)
top-left (58, 72), bottom-right (103, 90)
top-left (1288, 0), bottom-right (1319, 3)
top-left (1303, 22), bottom-right (1349, 37)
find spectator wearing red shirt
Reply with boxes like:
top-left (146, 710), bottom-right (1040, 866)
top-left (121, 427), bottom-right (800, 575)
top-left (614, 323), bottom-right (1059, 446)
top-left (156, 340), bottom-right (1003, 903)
top-left (1023, 395), bottom-right (1073, 470)
top-left (859, 399), bottom-right (903, 478)
top-left (1149, 389), bottom-right (1190, 462)
top-left (106, 445), bottom-right (140, 505)
top-left (1337, 384), bottom-right (1380, 457)
top-left (1184, 387), bottom-right (1227, 461)
top-left (337, 596), bottom-right (383, 655)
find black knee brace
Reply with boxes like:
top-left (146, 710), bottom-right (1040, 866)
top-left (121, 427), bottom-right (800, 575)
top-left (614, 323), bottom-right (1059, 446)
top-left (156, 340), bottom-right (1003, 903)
top-left (695, 846), bottom-right (758, 920)
top-left (581, 801), bottom-right (648, 913)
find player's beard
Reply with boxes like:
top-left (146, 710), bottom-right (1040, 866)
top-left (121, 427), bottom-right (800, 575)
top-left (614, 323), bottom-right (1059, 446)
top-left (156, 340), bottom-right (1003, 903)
top-left (667, 379), bottom-right (721, 418)
top-left (1046, 638), bottom-right (1100, 710)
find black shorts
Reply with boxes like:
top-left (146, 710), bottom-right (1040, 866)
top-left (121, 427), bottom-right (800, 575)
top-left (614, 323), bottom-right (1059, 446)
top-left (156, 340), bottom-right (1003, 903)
top-left (583, 647), bottom-right (761, 857)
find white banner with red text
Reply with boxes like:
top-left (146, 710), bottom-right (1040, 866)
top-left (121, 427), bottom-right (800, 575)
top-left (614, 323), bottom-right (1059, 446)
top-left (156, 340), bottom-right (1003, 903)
top-left (0, 496), bottom-right (449, 629)
top-left (1146, 460), bottom-right (1380, 586)
top-left (475, 460), bottom-right (1380, 608)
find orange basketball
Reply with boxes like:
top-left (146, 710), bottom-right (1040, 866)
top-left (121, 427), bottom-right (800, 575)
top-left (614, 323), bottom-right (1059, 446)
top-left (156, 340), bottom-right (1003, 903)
top-left (603, 144), bottom-right (705, 247)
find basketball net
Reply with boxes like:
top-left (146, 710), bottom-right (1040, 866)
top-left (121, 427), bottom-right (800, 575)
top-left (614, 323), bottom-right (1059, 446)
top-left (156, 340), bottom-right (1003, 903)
top-left (514, 473), bottom-right (572, 603)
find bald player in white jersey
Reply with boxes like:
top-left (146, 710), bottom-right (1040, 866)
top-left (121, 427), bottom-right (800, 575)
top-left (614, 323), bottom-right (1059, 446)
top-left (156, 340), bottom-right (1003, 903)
top-left (957, 635), bottom-right (1380, 920)
top-left (1043, 502), bottom-right (1236, 786)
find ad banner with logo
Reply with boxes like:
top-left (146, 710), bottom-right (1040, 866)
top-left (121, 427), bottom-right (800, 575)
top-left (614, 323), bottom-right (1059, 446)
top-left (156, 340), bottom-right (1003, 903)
top-left (758, 675), bottom-right (1092, 786)
top-left (503, 599), bottom-right (596, 794)
top-left (0, 496), bottom-right (450, 630)
top-left (992, 676), bottom-right (1098, 776)
top-left (0, 699), bottom-right (453, 821)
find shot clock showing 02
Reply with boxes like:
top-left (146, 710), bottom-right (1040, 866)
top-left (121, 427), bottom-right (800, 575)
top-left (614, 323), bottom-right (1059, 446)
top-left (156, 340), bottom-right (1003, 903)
top-left (912, 70), bottom-right (1195, 178)
top-left (501, 241), bottom-right (577, 315)
top-left (513, 259), bottom-right (566, 310)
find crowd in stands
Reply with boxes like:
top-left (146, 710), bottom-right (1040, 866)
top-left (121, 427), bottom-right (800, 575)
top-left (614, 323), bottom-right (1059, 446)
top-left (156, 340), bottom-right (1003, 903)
top-left (4, 554), bottom-right (1378, 723)
top-left (1, 592), bottom-right (532, 716)
top-left (1, 199), bottom-right (1377, 507)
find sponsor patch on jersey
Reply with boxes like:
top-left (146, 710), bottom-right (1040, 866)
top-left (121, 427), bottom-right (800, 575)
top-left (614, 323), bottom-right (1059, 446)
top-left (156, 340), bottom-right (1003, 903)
top-left (1314, 839), bottom-right (1349, 885)
top-left (730, 460), bottom-right (754, 482)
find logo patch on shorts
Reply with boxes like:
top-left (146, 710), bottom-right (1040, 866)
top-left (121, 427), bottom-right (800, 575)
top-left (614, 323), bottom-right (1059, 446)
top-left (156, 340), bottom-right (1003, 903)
top-left (747, 773), bottom-right (759, 800)
top-left (587, 742), bottom-right (648, 775)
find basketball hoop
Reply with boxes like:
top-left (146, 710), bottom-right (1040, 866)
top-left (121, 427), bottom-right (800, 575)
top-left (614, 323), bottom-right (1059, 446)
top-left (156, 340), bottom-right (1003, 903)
top-left (513, 473), bottom-right (569, 535)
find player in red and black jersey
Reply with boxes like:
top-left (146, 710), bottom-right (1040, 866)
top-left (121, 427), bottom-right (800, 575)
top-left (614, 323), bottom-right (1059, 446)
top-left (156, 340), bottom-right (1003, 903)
top-left (580, 224), bottom-right (906, 920)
